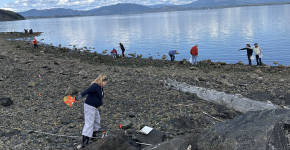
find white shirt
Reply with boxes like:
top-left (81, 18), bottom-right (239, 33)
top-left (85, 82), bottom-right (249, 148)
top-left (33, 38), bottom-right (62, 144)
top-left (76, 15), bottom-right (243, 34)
top-left (253, 46), bottom-right (262, 55)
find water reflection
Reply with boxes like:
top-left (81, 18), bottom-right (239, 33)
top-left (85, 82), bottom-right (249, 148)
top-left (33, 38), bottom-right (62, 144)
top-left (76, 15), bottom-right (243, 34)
top-left (0, 4), bottom-right (290, 65)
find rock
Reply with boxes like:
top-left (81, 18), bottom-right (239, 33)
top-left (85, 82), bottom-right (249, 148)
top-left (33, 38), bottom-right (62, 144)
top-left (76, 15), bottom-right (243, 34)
top-left (278, 64), bottom-right (285, 68)
top-left (64, 86), bottom-right (78, 96)
top-left (0, 97), bottom-right (13, 106)
top-left (172, 117), bottom-right (196, 129)
top-left (218, 110), bottom-right (238, 119)
top-left (78, 70), bottom-right (87, 76)
top-left (121, 120), bottom-right (133, 129)
top-left (137, 54), bottom-right (142, 58)
top-left (248, 73), bottom-right (259, 79)
top-left (60, 117), bottom-right (70, 125)
top-left (271, 88), bottom-right (284, 98)
top-left (60, 70), bottom-right (69, 75)
top-left (189, 66), bottom-right (198, 70)
top-left (197, 109), bottom-right (290, 150)
top-left (273, 61), bottom-right (278, 65)
top-left (254, 69), bottom-right (263, 76)
top-left (128, 113), bottom-right (135, 118)
top-left (198, 77), bottom-right (207, 81)
top-left (86, 134), bottom-right (136, 150)
top-left (247, 91), bottom-right (271, 102)
top-left (143, 133), bottom-right (199, 150)
top-left (28, 81), bottom-right (36, 87)
top-left (137, 129), bottom-right (165, 148)
top-left (236, 61), bottom-right (243, 65)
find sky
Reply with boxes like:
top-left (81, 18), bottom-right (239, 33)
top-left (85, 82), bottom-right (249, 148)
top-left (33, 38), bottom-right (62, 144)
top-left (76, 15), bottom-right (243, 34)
top-left (0, 0), bottom-right (196, 12)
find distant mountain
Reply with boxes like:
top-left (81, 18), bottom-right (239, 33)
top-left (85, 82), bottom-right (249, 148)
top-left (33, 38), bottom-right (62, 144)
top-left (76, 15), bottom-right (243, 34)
top-left (0, 9), bottom-right (25, 21)
top-left (86, 3), bottom-right (151, 15)
top-left (18, 1), bottom-right (290, 19)
top-left (148, 4), bottom-right (171, 8)
top-left (19, 8), bottom-right (87, 17)
top-left (239, 0), bottom-right (290, 3)
top-left (183, 0), bottom-right (248, 8)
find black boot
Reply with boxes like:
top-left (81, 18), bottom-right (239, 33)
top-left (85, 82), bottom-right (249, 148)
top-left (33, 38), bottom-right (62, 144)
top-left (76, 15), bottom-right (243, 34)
top-left (82, 135), bottom-right (89, 148)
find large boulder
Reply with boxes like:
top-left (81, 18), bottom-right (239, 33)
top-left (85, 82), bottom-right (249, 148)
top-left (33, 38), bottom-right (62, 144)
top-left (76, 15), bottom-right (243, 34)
top-left (197, 109), bottom-right (290, 150)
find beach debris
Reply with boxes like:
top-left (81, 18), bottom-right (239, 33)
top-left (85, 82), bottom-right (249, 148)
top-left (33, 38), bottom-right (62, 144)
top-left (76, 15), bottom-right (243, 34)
top-left (161, 55), bottom-right (167, 60)
top-left (165, 78), bottom-right (277, 114)
top-left (140, 126), bottom-right (153, 135)
top-left (63, 95), bottom-right (78, 107)
top-left (103, 49), bottom-right (108, 54)
top-left (273, 61), bottom-right (278, 65)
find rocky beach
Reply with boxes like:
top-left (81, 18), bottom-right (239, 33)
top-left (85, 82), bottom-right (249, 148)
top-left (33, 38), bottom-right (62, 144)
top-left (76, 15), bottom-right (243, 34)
top-left (1, 32), bottom-right (290, 150)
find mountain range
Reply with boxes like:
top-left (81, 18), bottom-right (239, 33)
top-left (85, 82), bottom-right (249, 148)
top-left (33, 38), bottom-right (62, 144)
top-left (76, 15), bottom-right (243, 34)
top-left (18, 0), bottom-right (290, 18)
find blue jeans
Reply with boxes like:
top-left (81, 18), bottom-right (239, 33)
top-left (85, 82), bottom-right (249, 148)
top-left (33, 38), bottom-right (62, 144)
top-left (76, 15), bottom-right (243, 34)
top-left (256, 55), bottom-right (262, 66)
top-left (191, 55), bottom-right (197, 65)
top-left (169, 55), bottom-right (175, 62)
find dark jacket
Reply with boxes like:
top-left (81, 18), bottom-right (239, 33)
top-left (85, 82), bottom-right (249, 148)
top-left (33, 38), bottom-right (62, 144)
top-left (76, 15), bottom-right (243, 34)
top-left (120, 44), bottom-right (125, 51)
top-left (240, 47), bottom-right (253, 56)
top-left (81, 83), bottom-right (104, 108)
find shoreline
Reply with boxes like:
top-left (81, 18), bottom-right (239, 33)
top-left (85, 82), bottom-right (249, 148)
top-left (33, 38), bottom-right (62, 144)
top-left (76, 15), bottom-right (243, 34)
top-left (1, 32), bottom-right (290, 149)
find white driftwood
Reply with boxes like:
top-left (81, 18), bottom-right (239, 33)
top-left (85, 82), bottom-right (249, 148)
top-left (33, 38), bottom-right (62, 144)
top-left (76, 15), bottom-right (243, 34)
top-left (164, 78), bottom-right (277, 113)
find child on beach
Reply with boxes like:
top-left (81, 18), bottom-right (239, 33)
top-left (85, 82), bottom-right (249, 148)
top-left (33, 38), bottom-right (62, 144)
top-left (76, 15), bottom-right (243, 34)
top-left (75, 74), bottom-right (108, 148)
top-left (238, 44), bottom-right (253, 66)
top-left (32, 38), bottom-right (38, 49)
top-left (119, 43), bottom-right (125, 58)
top-left (111, 48), bottom-right (117, 58)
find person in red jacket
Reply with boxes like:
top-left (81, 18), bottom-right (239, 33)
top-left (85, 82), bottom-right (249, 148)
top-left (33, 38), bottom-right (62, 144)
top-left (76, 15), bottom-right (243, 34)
top-left (32, 38), bottom-right (38, 49)
top-left (110, 48), bottom-right (117, 58)
top-left (190, 44), bottom-right (198, 65)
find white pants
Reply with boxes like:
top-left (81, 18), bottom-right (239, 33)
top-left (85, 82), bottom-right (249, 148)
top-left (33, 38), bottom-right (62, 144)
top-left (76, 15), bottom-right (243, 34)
top-left (82, 103), bottom-right (101, 137)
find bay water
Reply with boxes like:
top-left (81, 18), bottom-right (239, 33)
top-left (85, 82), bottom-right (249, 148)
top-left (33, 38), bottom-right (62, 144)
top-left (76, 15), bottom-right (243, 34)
top-left (1, 4), bottom-right (289, 65)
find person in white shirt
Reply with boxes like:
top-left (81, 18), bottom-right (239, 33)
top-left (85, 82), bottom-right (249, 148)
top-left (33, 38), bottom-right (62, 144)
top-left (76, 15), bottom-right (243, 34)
top-left (253, 43), bottom-right (262, 66)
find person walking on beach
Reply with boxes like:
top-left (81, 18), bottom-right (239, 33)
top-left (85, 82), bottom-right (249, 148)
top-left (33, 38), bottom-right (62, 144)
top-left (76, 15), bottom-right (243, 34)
top-left (32, 38), bottom-right (38, 49)
top-left (111, 48), bottom-right (117, 58)
top-left (253, 43), bottom-right (262, 66)
top-left (238, 44), bottom-right (253, 66)
top-left (168, 50), bottom-right (177, 62)
top-left (190, 44), bottom-right (198, 65)
top-left (75, 74), bottom-right (108, 148)
top-left (119, 43), bottom-right (125, 58)
top-left (10, 31), bottom-right (13, 37)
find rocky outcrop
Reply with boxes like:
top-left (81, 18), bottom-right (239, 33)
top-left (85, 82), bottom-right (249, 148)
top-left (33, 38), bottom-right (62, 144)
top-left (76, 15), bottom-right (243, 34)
top-left (197, 109), bottom-right (290, 150)
top-left (0, 9), bottom-right (25, 21)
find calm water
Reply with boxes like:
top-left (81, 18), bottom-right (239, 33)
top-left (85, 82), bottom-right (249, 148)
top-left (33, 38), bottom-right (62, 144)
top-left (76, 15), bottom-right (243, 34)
top-left (1, 4), bottom-right (290, 65)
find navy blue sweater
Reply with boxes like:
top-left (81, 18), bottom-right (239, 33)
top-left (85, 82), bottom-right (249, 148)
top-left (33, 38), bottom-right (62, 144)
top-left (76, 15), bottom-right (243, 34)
top-left (81, 83), bottom-right (103, 108)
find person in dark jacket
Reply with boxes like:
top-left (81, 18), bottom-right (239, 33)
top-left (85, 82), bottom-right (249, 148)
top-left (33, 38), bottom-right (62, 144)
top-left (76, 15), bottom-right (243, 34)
top-left (238, 44), bottom-right (253, 66)
top-left (75, 74), bottom-right (108, 148)
top-left (119, 43), bottom-right (125, 58)
top-left (168, 50), bottom-right (177, 62)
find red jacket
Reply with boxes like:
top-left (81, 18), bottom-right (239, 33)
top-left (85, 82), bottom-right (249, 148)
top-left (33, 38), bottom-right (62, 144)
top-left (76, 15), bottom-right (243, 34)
top-left (32, 39), bottom-right (37, 44)
top-left (190, 46), bottom-right (198, 55)
top-left (111, 49), bottom-right (117, 53)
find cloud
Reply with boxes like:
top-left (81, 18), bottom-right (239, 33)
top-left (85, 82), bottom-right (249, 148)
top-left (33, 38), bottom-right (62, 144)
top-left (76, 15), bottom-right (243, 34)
top-left (3, 0), bottom-right (195, 12)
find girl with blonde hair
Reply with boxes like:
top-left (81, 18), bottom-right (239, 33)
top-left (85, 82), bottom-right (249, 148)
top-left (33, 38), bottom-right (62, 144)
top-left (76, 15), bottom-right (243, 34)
top-left (75, 74), bottom-right (108, 148)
